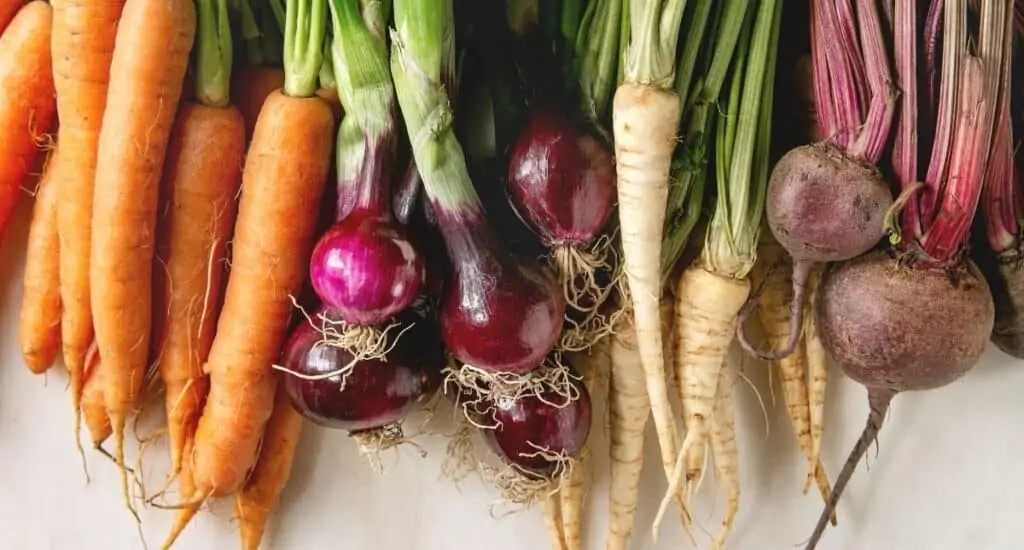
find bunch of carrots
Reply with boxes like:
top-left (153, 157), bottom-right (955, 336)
top-left (1, 0), bottom-right (1022, 549)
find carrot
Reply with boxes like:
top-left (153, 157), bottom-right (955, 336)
top-left (708, 357), bottom-right (739, 550)
top-left (81, 346), bottom-right (113, 447)
top-left (151, 0), bottom-right (245, 490)
top-left (51, 0), bottom-right (126, 451)
top-left (804, 266), bottom-right (828, 482)
top-left (656, 1), bottom-right (781, 538)
top-left (235, 386), bottom-right (305, 550)
top-left (752, 241), bottom-right (834, 513)
top-left (19, 148), bottom-right (62, 374)
top-left (0, 1), bottom-right (56, 247)
top-left (189, 0), bottom-right (333, 500)
top-left (89, 0), bottom-right (195, 516)
top-left (611, 0), bottom-right (687, 500)
top-left (0, 0), bottom-right (24, 33)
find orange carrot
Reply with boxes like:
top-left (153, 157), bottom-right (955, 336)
top-left (52, 0), bottom-right (126, 449)
top-left (0, 0), bottom-right (25, 34)
top-left (152, 101), bottom-right (244, 480)
top-left (236, 384), bottom-right (305, 550)
top-left (89, 0), bottom-right (195, 514)
top-left (190, 85), bottom-right (333, 498)
top-left (19, 148), bottom-right (62, 374)
top-left (0, 1), bottom-right (55, 246)
top-left (81, 346), bottom-right (113, 447)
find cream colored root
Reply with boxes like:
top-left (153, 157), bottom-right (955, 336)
top-left (804, 267), bottom-right (828, 488)
top-left (606, 318), bottom-right (651, 550)
top-left (657, 264), bottom-right (750, 540)
top-left (612, 83), bottom-right (684, 494)
top-left (754, 254), bottom-right (833, 509)
top-left (709, 358), bottom-right (739, 550)
top-left (559, 348), bottom-right (605, 550)
top-left (542, 490), bottom-right (568, 550)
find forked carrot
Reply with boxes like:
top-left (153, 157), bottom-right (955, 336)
top-left (89, 0), bottom-right (195, 516)
top-left (708, 357), bottom-right (739, 550)
top-left (151, 0), bottom-right (245, 488)
top-left (189, 0), bottom-right (333, 501)
top-left (52, 0), bottom-right (126, 451)
top-left (235, 385), bottom-right (305, 550)
top-left (0, 1), bottom-right (56, 246)
top-left (19, 148), bottom-right (62, 374)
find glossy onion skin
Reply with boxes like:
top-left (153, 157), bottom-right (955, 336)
top-left (506, 106), bottom-right (616, 248)
top-left (483, 373), bottom-right (592, 475)
top-left (282, 308), bottom-right (444, 431)
top-left (309, 213), bottom-right (426, 326)
top-left (436, 207), bottom-right (565, 375)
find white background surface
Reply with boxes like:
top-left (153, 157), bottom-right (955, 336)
top-left (4, 198), bottom-right (1024, 550)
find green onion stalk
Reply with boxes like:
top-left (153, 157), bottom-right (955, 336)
top-left (654, 0), bottom-right (780, 543)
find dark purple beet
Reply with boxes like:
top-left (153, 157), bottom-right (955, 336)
top-left (435, 207), bottom-right (565, 375)
top-left (482, 371), bottom-right (591, 476)
top-left (309, 213), bottom-right (426, 325)
top-left (803, 250), bottom-right (993, 549)
top-left (281, 308), bottom-right (445, 431)
top-left (506, 106), bottom-right (616, 247)
top-left (737, 142), bottom-right (894, 362)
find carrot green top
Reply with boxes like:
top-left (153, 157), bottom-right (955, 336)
top-left (283, 0), bottom-right (329, 98)
top-left (703, 0), bottom-right (780, 279)
top-left (196, 0), bottom-right (233, 107)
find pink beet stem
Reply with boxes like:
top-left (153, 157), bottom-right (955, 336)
top-left (848, 0), bottom-right (897, 164)
top-left (921, 0), bottom-right (1012, 263)
top-left (810, 4), bottom-right (838, 140)
top-left (893, 0), bottom-right (921, 240)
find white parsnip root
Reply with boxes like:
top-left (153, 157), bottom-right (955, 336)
top-left (804, 266), bottom-right (829, 483)
top-left (612, 83), bottom-right (684, 502)
top-left (709, 356), bottom-right (739, 550)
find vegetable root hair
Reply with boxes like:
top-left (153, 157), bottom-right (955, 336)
top-left (483, 447), bottom-right (578, 513)
top-left (656, 263), bottom-right (751, 540)
top-left (445, 354), bottom-right (583, 428)
top-left (351, 422), bottom-right (408, 473)
top-left (552, 234), bottom-right (624, 352)
top-left (804, 389), bottom-right (893, 550)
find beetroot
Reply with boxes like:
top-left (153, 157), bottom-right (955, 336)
top-left (735, 0), bottom-right (897, 362)
top-left (281, 308), bottom-right (444, 433)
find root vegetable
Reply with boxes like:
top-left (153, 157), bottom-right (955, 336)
top-left (19, 148), bottom-right (62, 374)
top-left (236, 388), bottom-right (305, 550)
top-left (0, 0), bottom-right (56, 246)
top-left (52, 0), bottom-right (125, 450)
top-left (89, 0), bottom-right (195, 515)
top-left (190, 0), bottom-right (334, 499)
top-left (804, 3), bottom-right (1009, 546)
top-left (391, 0), bottom-right (565, 380)
top-left (736, 0), bottom-right (897, 362)
top-left (708, 358), bottom-right (738, 550)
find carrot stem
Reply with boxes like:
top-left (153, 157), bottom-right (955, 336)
top-left (196, 0), bottom-right (232, 107)
top-left (283, 0), bottom-right (328, 97)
